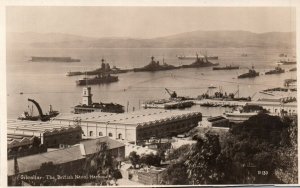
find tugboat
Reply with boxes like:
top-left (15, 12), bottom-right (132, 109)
top-left (18, 99), bottom-right (59, 121)
top-left (73, 87), bottom-right (124, 114)
top-left (213, 65), bottom-right (239, 70)
top-left (265, 66), bottom-right (285, 75)
top-left (238, 66), bottom-right (259, 79)
top-left (133, 56), bottom-right (177, 72)
top-left (180, 53), bottom-right (219, 68)
top-left (76, 73), bottom-right (118, 86)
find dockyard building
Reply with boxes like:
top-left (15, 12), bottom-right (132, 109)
top-left (247, 101), bottom-right (297, 116)
top-left (7, 120), bottom-right (83, 151)
top-left (8, 137), bottom-right (125, 185)
top-left (52, 109), bottom-right (202, 143)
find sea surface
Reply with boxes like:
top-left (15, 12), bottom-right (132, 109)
top-left (6, 47), bottom-right (296, 119)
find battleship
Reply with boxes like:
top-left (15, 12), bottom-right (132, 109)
top-left (133, 56), bottom-right (178, 72)
top-left (265, 66), bottom-right (285, 75)
top-left (73, 87), bottom-right (124, 114)
top-left (30, 56), bottom-right (80, 62)
top-left (177, 54), bottom-right (218, 60)
top-left (66, 59), bottom-right (129, 76)
top-left (238, 67), bottom-right (259, 79)
top-left (180, 54), bottom-right (219, 68)
top-left (212, 65), bottom-right (239, 70)
top-left (76, 73), bottom-right (118, 86)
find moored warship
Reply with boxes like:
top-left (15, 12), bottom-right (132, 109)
top-left (76, 73), bottom-right (118, 86)
top-left (180, 53), bottom-right (219, 68)
top-left (133, 56), bottom-right (178, 72)
top-left (238, 67), bottom-right (259, 79)
top-left (265, 66), bottom-right (285, 75)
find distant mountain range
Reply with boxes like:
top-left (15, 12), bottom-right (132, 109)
top-left (7, 30), bottom-right (296, 49)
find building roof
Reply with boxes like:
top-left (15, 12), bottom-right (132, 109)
top-left (206, 116), bottom-right (227, 122)
top-left (7, 137), bottom-right (125, 176)
top-left (80, 137), bottom-right (125, 156)
top-left (53, 109), bottom-right (202, 127)
top-left (7, 120), bottom-right (81, 137)
top-left (8, 145), bottom-right (84, 176)
top-left (7, 134), bottom-right (37, 149)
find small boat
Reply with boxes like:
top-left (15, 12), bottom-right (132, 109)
top-left (289, 67), bottom-right (296, 72)
top-left (241, 53), bottom-right (248, 57)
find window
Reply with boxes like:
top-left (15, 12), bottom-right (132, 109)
top-left (118, 133), bottom-right (122, 139)
top-left (89, 131), bottom-right (93, 137)
top-left (99, 132), bottom-right (103, 136)
top-left (108, 133), bottom-right (113, 137)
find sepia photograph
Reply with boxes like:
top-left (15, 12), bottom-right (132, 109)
top-left (5, 4), bottom-right (298, 186)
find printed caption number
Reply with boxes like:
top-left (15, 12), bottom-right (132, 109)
top-left (257, 171), bottom-right (268, 175)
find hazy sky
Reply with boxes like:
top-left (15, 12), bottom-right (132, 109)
top-left (6, 6), bottom-right (296, 38)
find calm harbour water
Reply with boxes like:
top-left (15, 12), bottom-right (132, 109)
top-left (6, 47), bottom-right (296, 119)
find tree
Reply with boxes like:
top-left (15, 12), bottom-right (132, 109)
top-left (162, 161), bottom-right (189, 185)
top-left (140, 153), bottom-right (161, 167)
top-left (185, 133), bottom-right (225, 184)
top-left (84, 141), bottom-right (119, 185)
top-left (167, 144), bottom-right (190, 162)
top-left (275, 116), bottom-right (298, 183)
top-left (157, 142), bottom-right (171, 162)
top-left (222, 114), bottom-right (290, 184)
top-left (129, 151), bottom-right (140, 169)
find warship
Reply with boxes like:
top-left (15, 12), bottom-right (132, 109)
top-left (238, 67), bottom-right (259, 79)
top-left (265, 66), bottom-right (285, 75)
top-left (133, 56), bottom-right (177, 72)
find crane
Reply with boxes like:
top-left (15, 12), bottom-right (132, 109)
top-left (165, 88), bottom-right (177, 99)
top-left (27, 98), bottom-right (59, 121)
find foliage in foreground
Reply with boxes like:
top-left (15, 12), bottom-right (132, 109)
top-left (161, 114), bottom-right (297, 185)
